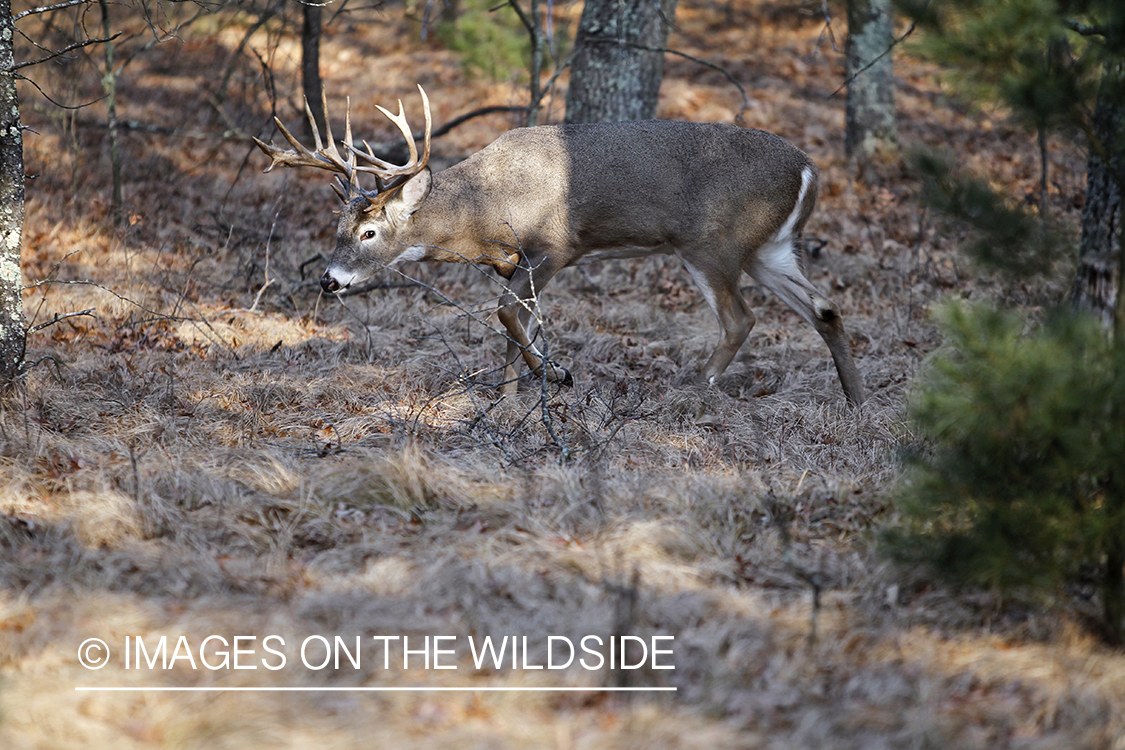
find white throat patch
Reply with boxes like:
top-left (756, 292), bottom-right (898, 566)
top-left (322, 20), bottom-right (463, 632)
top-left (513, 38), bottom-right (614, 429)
top-left (391, 246), bottom-right (426, 266)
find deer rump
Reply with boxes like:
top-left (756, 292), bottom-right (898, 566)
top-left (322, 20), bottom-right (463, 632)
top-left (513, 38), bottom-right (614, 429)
top-left (255, 93), bottom-right (865, 405)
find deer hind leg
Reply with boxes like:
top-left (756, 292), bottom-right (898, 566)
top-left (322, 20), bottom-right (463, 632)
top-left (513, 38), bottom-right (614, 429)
top-left (677, 252), bottom-right (756, 386)
top-left (496, 257), bottom-right (573, 395)
top-left (747, 239), bottom-right (865, 406)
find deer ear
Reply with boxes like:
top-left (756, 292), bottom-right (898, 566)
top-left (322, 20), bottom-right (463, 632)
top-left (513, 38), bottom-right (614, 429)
top-left (390, 167), bottom-right (431, 220)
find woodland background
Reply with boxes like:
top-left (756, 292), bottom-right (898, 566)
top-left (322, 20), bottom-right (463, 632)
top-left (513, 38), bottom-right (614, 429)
top-left (0, 0), bottom-right (1123, 748)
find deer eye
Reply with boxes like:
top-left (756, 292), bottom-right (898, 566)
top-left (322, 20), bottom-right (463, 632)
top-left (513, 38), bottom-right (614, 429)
top-left (361, 230), bottom-right (377, 241)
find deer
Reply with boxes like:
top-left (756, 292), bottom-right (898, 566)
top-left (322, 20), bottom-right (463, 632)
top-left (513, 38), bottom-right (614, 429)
top-left (253, 87), bottom-right (865, 406)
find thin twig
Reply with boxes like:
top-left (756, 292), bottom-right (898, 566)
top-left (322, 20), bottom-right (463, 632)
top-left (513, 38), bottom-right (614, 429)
top-left (16, 74), bottom-right (106, 110)
top-left (9, 32), bottom-right (122, 71)
top-left (70, 116), bottom-right (255, 140)
top-left (429, 105), bottom-right (527, 140)
top-left (26, 308), bottom-right (97, 334)
top-left (115, 6), bottom-right (211, 77)
top-left (250, 214), bottom-right (279, 313)
top-left (22, 278), bottom-right (238, 356)
top-left (830, 8), bottom-right (925, 99)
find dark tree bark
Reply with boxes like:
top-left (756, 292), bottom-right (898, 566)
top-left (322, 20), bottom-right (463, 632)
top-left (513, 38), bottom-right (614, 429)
top-left (0, 0), bottom-right (24, 387)
top-left (301, 3), bottom-right (325, 136)
top-left (564, 0), bottom-right (679, 124)
top-left (1073, 60), bottom-right (1124, 333)
top-left (845, 0), bottom-right (897, 167)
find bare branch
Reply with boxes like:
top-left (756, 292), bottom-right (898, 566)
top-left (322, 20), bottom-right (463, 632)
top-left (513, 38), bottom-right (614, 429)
top-left (430, 105), bottom-right (526, 140)
top-left (22, 278), bottom-right (238, 356)
top-left (831, 0), bottom-right (931, 99)
top-left (13, 0), bottom-right (90, 22)
top-left (503, 0), bottom-right (535, 36)
top-left (830, 19), bottom-right (918, 99)
top-left (72, 116), bottom-right (255, 140)
top-left (9, 32), bottom-right (122, 72)
top-left (1063, 18), bottom-right (1107, 37)
top-left (26, 309), bottom-right (97, 335)
top-left (14, 73), bottom-right (107, 109)
top-left (115, 6), bottom-right (211, 76)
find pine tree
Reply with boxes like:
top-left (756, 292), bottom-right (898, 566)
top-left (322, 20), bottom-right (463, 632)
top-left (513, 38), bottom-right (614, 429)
top-left (899, 0), bottom-right (1124, 323)
top-left (890, 0), bottom-right (1125, 641)
top-left (887, 305), bottom-right (1125, 640)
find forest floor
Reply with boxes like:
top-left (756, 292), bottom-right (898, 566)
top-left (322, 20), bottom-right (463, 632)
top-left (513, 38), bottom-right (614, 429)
top-left (1, 0), bottom-right (1123, 747)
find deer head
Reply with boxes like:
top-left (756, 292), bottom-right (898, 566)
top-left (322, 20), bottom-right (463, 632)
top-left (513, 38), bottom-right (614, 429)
top-left (253, 86), bottom-right (433, 293)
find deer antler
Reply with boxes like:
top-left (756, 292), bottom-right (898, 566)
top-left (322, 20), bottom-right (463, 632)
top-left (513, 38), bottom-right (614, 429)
top-left (254, 86), bottom-right (432, 203)
top-left (253, 91), bottom-right (366, 203)
top-left (350, 85), bottom-right (432, 192)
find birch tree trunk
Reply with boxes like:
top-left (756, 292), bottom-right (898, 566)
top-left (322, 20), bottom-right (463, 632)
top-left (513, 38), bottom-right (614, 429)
top-left (845, 0), bottom-right (897, 167)
top-left (564, 0), bottom-right (679, 124)
top-left (0, 0), bottom-right (24, 387)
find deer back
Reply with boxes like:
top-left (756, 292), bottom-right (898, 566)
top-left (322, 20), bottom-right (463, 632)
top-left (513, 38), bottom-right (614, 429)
top-left (387, 121), bottom-right (816, 272)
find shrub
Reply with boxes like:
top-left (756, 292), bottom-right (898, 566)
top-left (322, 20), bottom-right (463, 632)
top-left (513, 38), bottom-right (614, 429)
top-left (437, 0), bottom-right (531, 82)
top-left (886, 302), bottom-right (1125, 641)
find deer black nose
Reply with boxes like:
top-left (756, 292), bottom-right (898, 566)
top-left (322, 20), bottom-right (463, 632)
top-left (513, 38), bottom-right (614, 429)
top-left (321, 272), bottom-right (340, 294)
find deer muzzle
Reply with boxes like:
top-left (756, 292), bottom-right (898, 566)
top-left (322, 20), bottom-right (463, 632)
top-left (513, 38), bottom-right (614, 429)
top-left (321, 270), bottom-right (343, 294)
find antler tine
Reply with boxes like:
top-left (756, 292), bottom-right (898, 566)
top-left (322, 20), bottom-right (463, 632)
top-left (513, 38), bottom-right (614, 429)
top-left (252, 91), bottom-right (352, 180)
top-left (330, 176), bottom-right (348, 201)
top-left (342, 95), bottom-right (354, 169)
top-left (349, 86), bottom-right (432, 184)
top-left (305, 97), bottom-right (326, 153)
top-left (417, 84), bottom-right (431, 176)
top-left (378, 99), bottom-right (418, 168)
top-left (308, 93), bottom-right (352, 175)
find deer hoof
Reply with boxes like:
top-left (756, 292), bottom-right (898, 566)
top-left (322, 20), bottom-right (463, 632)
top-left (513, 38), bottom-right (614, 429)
top-left (543, 361), bottom-right (573, 387)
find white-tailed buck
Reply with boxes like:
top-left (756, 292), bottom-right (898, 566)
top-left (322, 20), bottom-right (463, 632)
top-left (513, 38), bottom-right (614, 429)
top-left (254, 87), bottom-right (865, 405)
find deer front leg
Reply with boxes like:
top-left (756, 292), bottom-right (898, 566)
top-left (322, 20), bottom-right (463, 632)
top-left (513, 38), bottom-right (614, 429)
top-left (496, 259), bottom-right (572, 394)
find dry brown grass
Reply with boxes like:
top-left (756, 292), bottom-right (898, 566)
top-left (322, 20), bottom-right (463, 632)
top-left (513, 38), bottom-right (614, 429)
top-left (1, 0), bottom-right (1122, 747)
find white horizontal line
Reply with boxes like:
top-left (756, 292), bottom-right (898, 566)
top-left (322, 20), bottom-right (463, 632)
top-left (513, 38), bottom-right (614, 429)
top-left (75, 686), bottom-right (677, 692)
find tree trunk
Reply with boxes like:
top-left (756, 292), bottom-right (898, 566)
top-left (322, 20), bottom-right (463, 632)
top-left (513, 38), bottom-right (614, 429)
top-left (845, 0), bottom-right (897, 167)
top-left (99, 0), bottom-right (123, 227)
top-left (564, 0), bottom-right (679, 124)
top-left (0, 0), bottom-right (25, 387)
top-left (1075, 60), bottom-right (1125, 642)
top-left (301, 3), bottom-right (325, 136)
top-left (1073, 60), bottom-right (1124, 333)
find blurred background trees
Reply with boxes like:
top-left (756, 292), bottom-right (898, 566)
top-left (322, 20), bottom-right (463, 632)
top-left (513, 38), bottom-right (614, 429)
top-left (889, 0), bottom-right (1125, 641)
